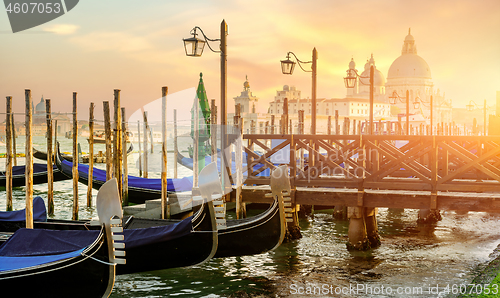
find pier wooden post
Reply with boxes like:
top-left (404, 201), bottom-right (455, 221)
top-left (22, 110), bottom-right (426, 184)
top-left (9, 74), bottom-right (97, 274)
top-left (285, 133), bottom-right (302, 241)
top-left (122, 108), bottom-right (129, 206)
top-left (137, 120), bottom-right (142, 177)
top-left (419, 136), bottom-right (442, 223)
top-left (161, 86), bottom-right (169, 219)
top-left (283, 97), bottom-right (289, 134)
top-left (173, 109), bottom-right (178, 179)
top-left (234, 115), bottom-right (245, 219)
top-left (45, 99), bottom-right (54, 215)
top-left (6, 96), bottom-right (13, 211)
top-left (72, 92), bottom-right (79, 220)
top-left (12, 113), bottom-right (17, 166)
top-left (53, 119), bottom-right (57, 155)
top-left (25, 90), bottom-right (34, 228)
top-left (143, 111), bottom-right (149, 178)
top-left (150, 128), bottom-right (154, 154)
top-left (87, 102), bottom-right (94, 208)
top-left (103, 102), bottom-right (112, 181)
top-left (113, 90), bottom-right (123, 203)
top-left (299, 110), bottom-right (305, 170)
top-left (327, 115), bottom-right (332, 135)
top-left (335, 110), bottom-right (339, 135)
top-left (271, 115), bottom-right (275, 134)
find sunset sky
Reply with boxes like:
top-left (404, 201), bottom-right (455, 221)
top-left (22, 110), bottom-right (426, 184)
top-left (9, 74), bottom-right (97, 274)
top-left (0, 0), bottom-right (499, 123)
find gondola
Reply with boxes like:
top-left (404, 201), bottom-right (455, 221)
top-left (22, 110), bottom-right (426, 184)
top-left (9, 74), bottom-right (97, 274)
top-left (55, 143), bottom-right (193, 204)
top-left (59, 147), bottom-right (286, 258)
top-left (0, 178), bottom-right (125, 298)
top-left (0, 163), bottom-right (70, 187)
top-left (0, 170), bottom-right (218, 275)
top-left (33, 143), bottom-right (134, 162)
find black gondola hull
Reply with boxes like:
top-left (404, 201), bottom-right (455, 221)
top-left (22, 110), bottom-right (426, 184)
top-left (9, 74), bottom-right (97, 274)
top-left (0, 228), bottom-right (114, 298)
top-left (215, 199), bottom-right (284, 258)
top-left (0, 165), bottom-right (70, 187)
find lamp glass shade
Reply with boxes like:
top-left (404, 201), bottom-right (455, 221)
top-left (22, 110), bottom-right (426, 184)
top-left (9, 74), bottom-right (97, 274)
top-left (183, 36), bottom-right (206, 57)
top-left (466, 104), bottom-right (474, 112)
top-left (280, 59), bottom-right (295, 75)
top-left (343, 75), bottom-right (357, 88)
top-left (413, 101), bottom-right (420, 109)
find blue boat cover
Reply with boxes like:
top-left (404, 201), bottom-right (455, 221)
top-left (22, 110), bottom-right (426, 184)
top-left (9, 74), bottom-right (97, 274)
top-left (0, 163), bottom-right (57, 176)
top-left (123, 216), bottom-right (193, 249)
top-left (0, 228), bottom-right (100, 257)
top-left (0, 248), bottom-right (85, 272)
top-left (0, 228), bottom-right (98, 272)
top-left (0, 196), bottom-right (47, 222)
top-left (61, 159), bottom-right (193, 192)
top-left (0, 215), bottom-right (193, 271)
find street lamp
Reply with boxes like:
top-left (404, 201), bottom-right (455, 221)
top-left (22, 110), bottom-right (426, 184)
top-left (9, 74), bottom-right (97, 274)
top-left (184, 20), bottom-right (229, 192)
top-left (183, 20), bottom-right (228, 126)
top-left (466, 100), bottom-right (487, 136)
top-left (280, 49), bottom-right (318, 134)
top-left (344, 65), bottom-right (375, 134)
top-left (182, 28), bottom-right (207, 57)
top-left (388, 90), bottom-right (412, 135)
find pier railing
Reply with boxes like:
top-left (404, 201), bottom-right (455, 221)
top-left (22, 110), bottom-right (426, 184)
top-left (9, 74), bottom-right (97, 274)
top-left (242, 134), bottom-right (500, 194)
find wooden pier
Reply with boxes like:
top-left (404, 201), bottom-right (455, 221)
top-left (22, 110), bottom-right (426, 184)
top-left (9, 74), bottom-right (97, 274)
top-left (226, 133), bottom-right (500, 249)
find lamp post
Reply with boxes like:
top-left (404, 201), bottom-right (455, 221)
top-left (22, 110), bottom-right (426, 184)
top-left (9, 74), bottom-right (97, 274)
top-left (389, 90), bottom-right (417, 135)
top-left (280, 48), bottom-right (318, 134)
top-left (466, 99), bottom-right (487, 136)
top-left (184, 20), bottom-right (229, 192)
top-left (183, 20), bottom-right (228, 127)
top-left (344, 65), bottom-right (374, 134)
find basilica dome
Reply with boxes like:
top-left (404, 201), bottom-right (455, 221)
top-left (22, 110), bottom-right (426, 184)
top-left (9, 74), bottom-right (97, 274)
top-left (387, 54), bottom-right (431, 79)
top-left (35, 97), bottom-right (45, 113)
top-left (387, 29), bottom-right (431, 79)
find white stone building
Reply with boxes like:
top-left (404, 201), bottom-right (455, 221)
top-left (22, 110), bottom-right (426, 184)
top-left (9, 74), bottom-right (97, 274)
top-left (384, 29), bottom-right (452, 124)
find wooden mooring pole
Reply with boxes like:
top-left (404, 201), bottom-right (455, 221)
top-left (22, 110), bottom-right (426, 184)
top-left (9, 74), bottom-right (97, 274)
top-left (143, 111), bottom-right (149, 178)
top-left (6, 96), bottom-right (13, 211)
top-left (45, 99), bottom-right (54, 215)
top-left (72, 92), bottom-right (79, 220)
top-left (161, 86), bottom-right (169, 219)
top-left (137, 120), bottom-right (142, 177)
top-left (234, 104), bottom-right (245, 219)
top-left (113, 89), bottom-right (123, 203)
top-left (87, 102), bottom-right (94, 207)
top-left (103, 101), bottom-right (113, 181)
top-left (12, 113), bottom-right (17, 166)
top-left (122, 107), bottom-right (128, 206)
top-left (25, 89), bottom-right (34, 228)
top-left (173, 109), bottom-right (178, 179)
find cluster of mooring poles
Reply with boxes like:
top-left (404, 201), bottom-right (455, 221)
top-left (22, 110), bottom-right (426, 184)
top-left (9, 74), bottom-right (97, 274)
top-left (3, 87), bottom-right (172, 227)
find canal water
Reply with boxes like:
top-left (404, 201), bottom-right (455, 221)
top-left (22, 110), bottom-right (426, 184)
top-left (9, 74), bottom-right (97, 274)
top-left (1, 136), bottom-right (500, 297)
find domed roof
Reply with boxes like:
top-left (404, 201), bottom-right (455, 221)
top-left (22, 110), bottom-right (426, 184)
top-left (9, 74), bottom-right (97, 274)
top-left (387, 54), bottom-right (431, 79)
top-left (35, 97), bottom-right (45, 113)
top-left (387, 29), bottom-right (431, 79)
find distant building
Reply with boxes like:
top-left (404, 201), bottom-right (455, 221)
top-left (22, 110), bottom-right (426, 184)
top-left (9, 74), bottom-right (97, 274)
top-left (33, 96), bottom-right (71, 136)
top-left (228, 76), bottom-right (271, 133)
